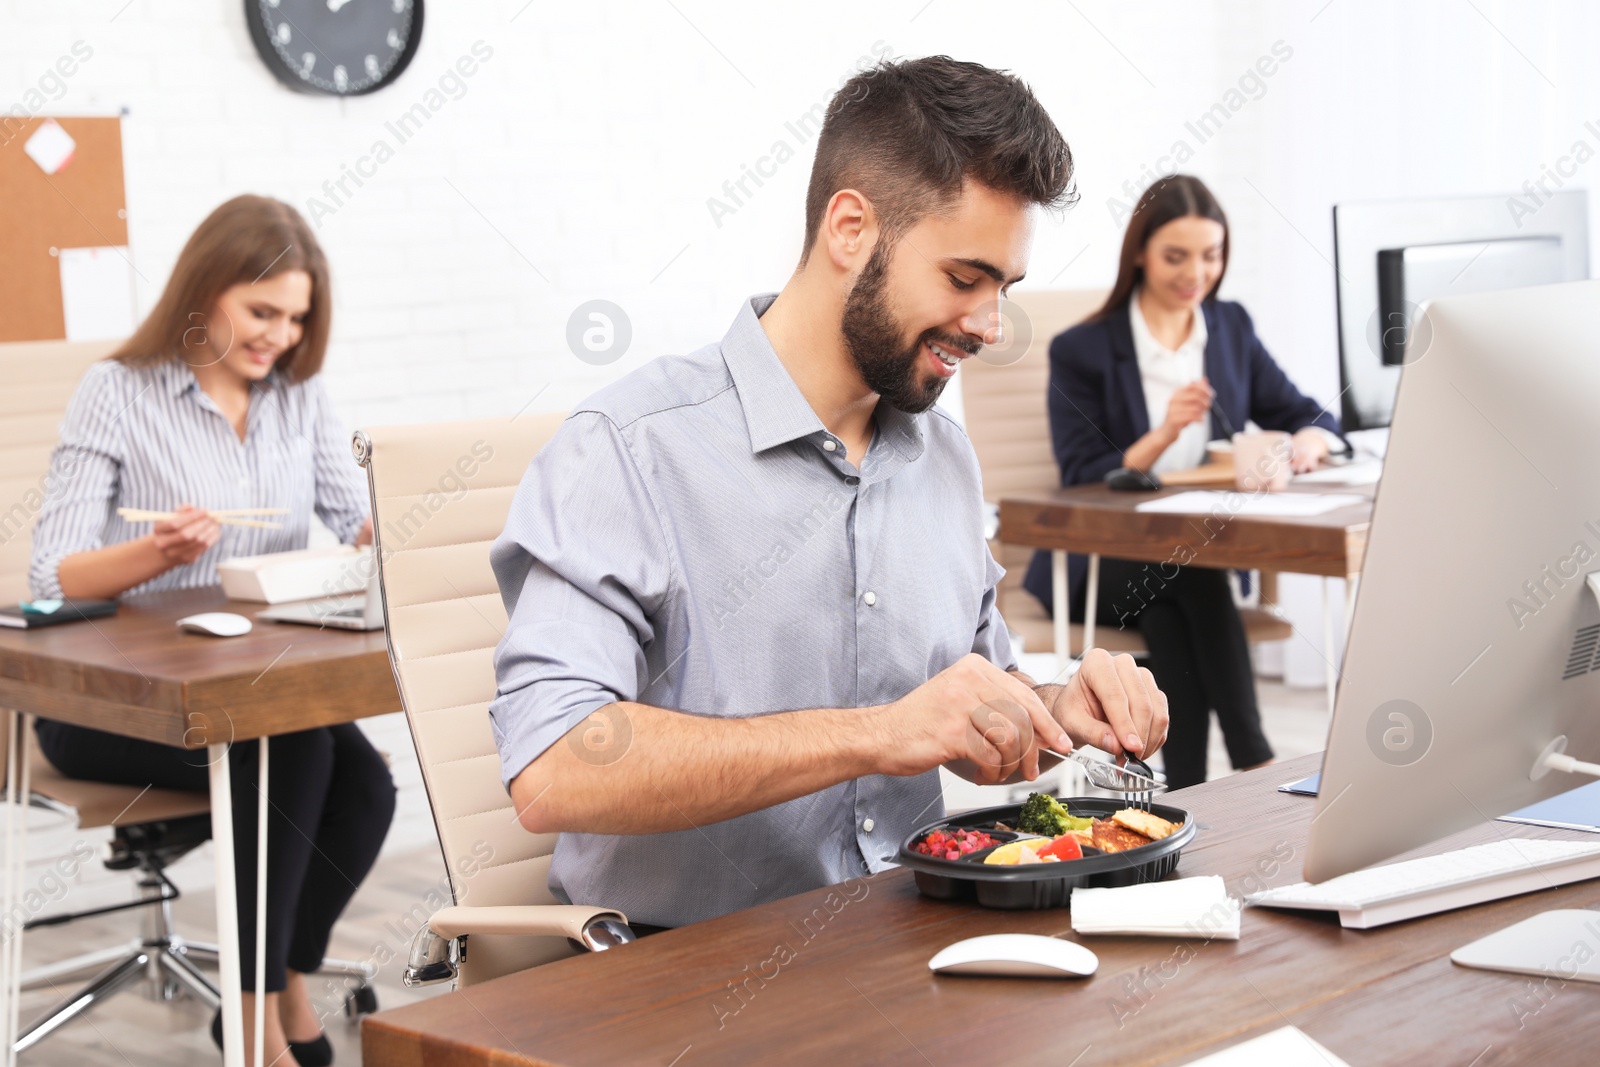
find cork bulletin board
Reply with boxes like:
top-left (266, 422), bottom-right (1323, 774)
top-left (0, 116), bottom-right (128, 343)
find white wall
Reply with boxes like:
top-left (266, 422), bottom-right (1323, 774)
top-left (12, 0), bottom-right (1594, 420)
top-left (3, 2), bottom-right (1596, 833)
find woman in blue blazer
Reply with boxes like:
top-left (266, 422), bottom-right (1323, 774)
top-left (1021, 175), bottom-right (1343, 788)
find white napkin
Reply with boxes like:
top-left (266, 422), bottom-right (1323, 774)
top-left (1070, 875), bottom-right (1241, 939)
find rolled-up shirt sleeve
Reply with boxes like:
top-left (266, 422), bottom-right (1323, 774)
top-left (487, 411), bottom-right (675, 791)
top-left (972, 544), bottom-right (1019, 673)
top-left (28, 362), bottom-right (127, 600)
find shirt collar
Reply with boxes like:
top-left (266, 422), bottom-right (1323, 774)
top-left (157, 357), bottom-right (199, 397)
top-left (719, 293), bottom-right (925, 463)
top-left (1129, 285), bottom-right (1208, 360)
top-left (158, 357), bottom-right (283, 398)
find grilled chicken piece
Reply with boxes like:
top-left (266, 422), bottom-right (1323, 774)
top-left (1091, 818), bottom-right (1154, 854)
top-left (1111, 808), bottom-right (1181, 841)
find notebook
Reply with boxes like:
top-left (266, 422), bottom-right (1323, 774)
top-left (1279, 772), bottom-right (1600, 833)
top-left (0, 598), bottom-right (118, 629)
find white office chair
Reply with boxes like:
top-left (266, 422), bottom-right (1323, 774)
top-left (353, 416), bottom-right (633, 990)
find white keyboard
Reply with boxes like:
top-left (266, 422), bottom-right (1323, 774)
top-left (1248, 838), bottom-right (1600, 928)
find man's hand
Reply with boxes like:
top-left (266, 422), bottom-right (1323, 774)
top-left (875, 653), bottom-right (1073, 785)
top-left (1037, 648), bottom-right (1169, 761)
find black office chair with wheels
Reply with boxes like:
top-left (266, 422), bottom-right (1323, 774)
top-left (11, 741), bottom-right (380, 1056)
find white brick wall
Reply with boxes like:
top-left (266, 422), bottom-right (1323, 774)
top-left (6, 0), bottom-right (1599, 885)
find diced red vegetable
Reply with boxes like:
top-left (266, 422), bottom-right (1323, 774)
top-left (912, 828), bottom-right (998, 858)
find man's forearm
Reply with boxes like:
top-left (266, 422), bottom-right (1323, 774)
top-left (509, 701), bottom-right (888, 835)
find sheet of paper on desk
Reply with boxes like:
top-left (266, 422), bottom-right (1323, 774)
top-left (1134, 491), bottom-right (1366, 517)
top-left (1182, 1026), bottom-right (1352, 1067)
top-left (1293, 459), bottom-right (1382, 486)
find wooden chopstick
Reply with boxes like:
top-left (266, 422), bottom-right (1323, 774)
top-left (116, 507), bottom-right (283, 530)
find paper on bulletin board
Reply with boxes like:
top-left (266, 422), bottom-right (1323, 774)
top-left (23, 119), bottom-right (76, 175)
top-left (58, 246), bottom-right (136, 341)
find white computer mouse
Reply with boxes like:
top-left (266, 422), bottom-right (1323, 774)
top-left (928, 934), bottom-right (1099, 979)
top-left (176, 612), bottom-right (253, 638)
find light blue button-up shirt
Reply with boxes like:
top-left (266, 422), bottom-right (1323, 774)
top-left (489, 294), bottom-right (1016, 927)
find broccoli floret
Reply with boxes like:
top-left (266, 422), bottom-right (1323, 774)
top-left (1016, 792), bottom-right (1094, 836)
top-left (1016, 792), bottom-right (1071, 836)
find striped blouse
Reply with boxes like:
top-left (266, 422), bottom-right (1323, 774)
top-left (29, 357), bottom-right (369, 600)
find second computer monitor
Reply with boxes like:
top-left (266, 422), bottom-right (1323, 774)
top-left (1305, 278), bottom-right (1600, 884)
top-left (1332, 191), bottom-right (1588, 431)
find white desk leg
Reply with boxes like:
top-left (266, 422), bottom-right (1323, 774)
top-left (1083, 553), bottom-right (1100, 655)
top-left (209, 745), bottom-right (244, 1067)
top-left (3, 712), bottom-right (32, 1067)
top-left (1051, 549), bottom-right (1069, 673)
top-left (3, 711), bottom-right (15, 1067)
top-left (1322, 579), bottom-right (1337, 713)
top-left (253, 740), bottom-right (268, 1067)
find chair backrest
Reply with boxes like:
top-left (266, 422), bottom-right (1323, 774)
top-left (355, 414), bottom-right (568, 979)
top-left (961, 290), bottom-right (1106, 608)
top-left (0, 339), bottom-right (119, 601)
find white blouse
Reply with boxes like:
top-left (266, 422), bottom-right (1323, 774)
top-left (29, 357), bottom-right (369, 599)
top-left (1129, 289), bottom-right (1211, 474)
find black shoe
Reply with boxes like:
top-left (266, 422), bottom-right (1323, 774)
top-left (208, 1008), bottom-right (334, 1066)
top-left (289, 1033), bottom-right (334, 1067)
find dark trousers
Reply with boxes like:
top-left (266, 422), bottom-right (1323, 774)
top-left (1069, 559), bottom-right (1273, 790)
top-left (34, 720), bottom-right (396, 993)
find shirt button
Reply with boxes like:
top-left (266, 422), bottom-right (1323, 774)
top-left (845, 475), bottom-right (859, 486)
top-left (863, 818), bottom-right (876, 833)
top-left (822, 439), bottom-right (837, 452)
top-left (862, 591), bottom-right (877, 606)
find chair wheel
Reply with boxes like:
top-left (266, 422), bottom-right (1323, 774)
top-left (344, 983), bottom-right (378, 1018)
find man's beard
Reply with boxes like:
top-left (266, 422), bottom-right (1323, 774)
top-left (840, 241), bottom-right (974, 414)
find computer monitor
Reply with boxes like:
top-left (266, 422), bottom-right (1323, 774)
top-left (1332, 191), bottom-right (1588, 431)
top-left (1305, 277), bottom-right (1600, 884)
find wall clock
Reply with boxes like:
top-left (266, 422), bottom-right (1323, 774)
top-left (246, 0), bottom-right (423, 96)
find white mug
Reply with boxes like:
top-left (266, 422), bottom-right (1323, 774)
top-left (1233, 430), bottom-right (1292, 492)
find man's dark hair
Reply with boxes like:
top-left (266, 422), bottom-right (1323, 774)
top-left (801, 55), bottom-right (1076, 262)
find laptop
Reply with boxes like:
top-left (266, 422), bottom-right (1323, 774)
top-left (257, 568), bottom-right (385, 631)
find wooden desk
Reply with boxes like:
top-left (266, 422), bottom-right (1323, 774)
top-left (0, 586), bottom-right (397, 748)
top-left (363, 754), bottom-right (1600, 1067)
top-left (1000, 482), bottom-right (1373, 580)
top-left (0, 586), bottom-right (400, 1066)
top-left (1000, 483), bottom-right (1373, 700)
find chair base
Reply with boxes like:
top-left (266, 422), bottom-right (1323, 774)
top-left (16, 936), bottom-right (380, 1055)
top-left (14, 940), bottom-right (219, 1055)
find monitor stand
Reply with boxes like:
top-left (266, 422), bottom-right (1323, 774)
top-left (1451, 909), bottom-right (1600, 984)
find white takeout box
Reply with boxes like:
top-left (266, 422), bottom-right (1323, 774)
top-left (217, 545), bottom-right (372, 604)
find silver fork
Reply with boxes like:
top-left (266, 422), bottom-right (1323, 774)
top-left (1047, 747), bottom-right (1163, 811)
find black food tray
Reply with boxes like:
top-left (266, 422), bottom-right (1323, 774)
top-left (897, 796), bottom-right (1195, 910)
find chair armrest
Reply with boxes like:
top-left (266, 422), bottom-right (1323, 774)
top-left (428, 904), bottom-right (628, 943)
